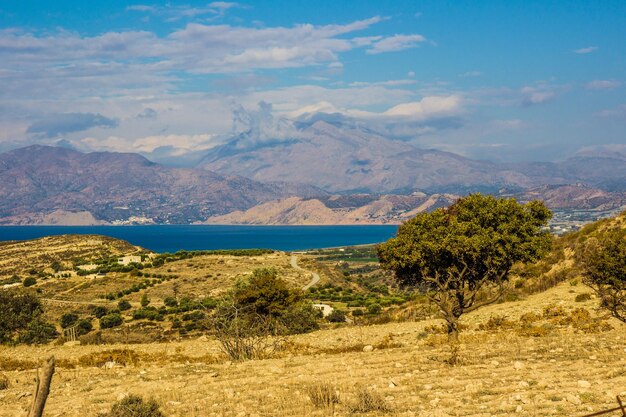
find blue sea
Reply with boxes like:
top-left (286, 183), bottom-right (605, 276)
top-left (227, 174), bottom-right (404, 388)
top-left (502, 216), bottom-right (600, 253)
top-left (0, 225), bottom-right (398, 253)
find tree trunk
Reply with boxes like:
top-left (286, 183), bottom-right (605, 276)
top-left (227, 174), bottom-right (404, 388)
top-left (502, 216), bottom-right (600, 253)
top-left (28, 356), bottom-right (55, 417)
top-left (446, 317), bottom-right (460, 365)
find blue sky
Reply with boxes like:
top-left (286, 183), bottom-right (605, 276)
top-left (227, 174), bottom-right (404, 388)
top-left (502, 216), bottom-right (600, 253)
top-left (0, 0), bottom-right (624, 163)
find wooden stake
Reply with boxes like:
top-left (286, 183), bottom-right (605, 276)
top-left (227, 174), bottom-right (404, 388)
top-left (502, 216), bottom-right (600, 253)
top-left (28, 356), bottom-right (55, 417)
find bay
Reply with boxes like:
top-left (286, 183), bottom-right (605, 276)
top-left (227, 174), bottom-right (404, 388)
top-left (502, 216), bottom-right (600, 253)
top-left (0, 225), bottom-right (398, 253)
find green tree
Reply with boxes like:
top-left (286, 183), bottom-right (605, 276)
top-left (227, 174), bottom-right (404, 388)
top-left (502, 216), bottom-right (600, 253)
top-left (118, 300), bottom-right (132, 311)
top-left (60, 313), bottom-right (79, 328)
top-left (577, 227), bottom-right (626, 323)
top-left (0, 292), bottom-right (57, 344)
top-left (211, 268), bottom-right (319, 360)
top-left (378, 194), bottom-right (551, 361)
top-left (100, 313), bottom-right (123, 329)
top-left (23, 277), bottom-right (37, 287)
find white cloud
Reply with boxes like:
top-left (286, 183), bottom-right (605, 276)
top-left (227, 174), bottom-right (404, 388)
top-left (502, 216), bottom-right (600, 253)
top-left (597, 104), bottom-right (626, 119)
top-left (459, 71), bottom-right (482, 78)
top-left (519, 84), bottom-right (565, 106)
top-left (0, 16), bottom-right (388, 95)
top-left (383, 96), bottom-right (462, 119)
top-left (585, 79), bottom-right (621, 90)
top-left (366, 34), bottom-right (426, 54)
top-left (81, 133), bottom-right (217, 155)
top-left (573, 46), bottom-right (598, 54)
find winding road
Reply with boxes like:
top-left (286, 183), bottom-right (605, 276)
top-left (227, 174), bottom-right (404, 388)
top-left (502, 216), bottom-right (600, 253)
top-left (290, 255), bottom-right (320, 290)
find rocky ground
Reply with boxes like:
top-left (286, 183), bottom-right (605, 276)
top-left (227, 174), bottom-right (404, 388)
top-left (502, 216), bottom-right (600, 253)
top-left (1, 282), bottom-right (624, 417)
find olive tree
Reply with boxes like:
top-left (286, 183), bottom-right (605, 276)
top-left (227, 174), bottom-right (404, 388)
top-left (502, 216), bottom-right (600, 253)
top-left (577, 227), bottom-right (626, 323)
top-left (378, 194), bottom-right (551, 361)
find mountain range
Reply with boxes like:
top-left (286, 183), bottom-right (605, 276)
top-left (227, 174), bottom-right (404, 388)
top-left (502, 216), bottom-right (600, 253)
top-left (199, 118), bottom-right (626, 194)
top-left (0, 145), bottom-right (323, 225)
top-left (1, 118), bottom-right (625, 225)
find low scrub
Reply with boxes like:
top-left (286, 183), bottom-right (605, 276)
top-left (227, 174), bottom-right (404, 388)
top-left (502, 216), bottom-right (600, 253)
top-left (0, 374), bottom-right (9, 390)
top-left (306, 382), bottom-right (340, 410)
top-left (98, 395), bottom-right (165, 417)
top-left (348, 386), bottom-right (392, 414)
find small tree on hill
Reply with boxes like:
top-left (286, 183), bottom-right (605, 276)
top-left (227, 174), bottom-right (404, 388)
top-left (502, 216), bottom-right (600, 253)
top-left (211, 268), bottom-right (319, 360)
top-left (577, 227), bottom-right (626, 323)
top-left (0, 291), bottom-right (57, 344)
top-left (378, 194), bottom-right (552, 362)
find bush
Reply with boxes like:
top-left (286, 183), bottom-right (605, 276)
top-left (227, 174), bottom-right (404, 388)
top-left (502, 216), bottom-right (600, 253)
top-left (100, 314), bottom-right (123, 329)
top-left (140, 294), bottom-right (150, 307)
top-left (575, 293), bottom-right (592, 302)
top-left (97, 395), bottom-right (165, 417)
top-left (23, 277), bottom-right (37, 287)
top-left (0, 374), bottom-right (8, 390)
top-left (60, 313), bottom-right (79, 329)
top-left (279, 302), bottom-right (321, 334)
top-left (17, 319), bottom-right (58, 344)
top-left (0, 292), bottom-right (56, 345)
top-left (348, 386), bottom-right (392, 413)
top-left (306, 382), bottom-right (340, 409)
top-left (163, 296), bottom-right (178, 307)
top-left (75, 319), bottom-right (93, 336)
top-left (132, 308), bottom-right (164, 322)
top-left (577, 228), bottom-right (626, 323)
top-left (326, 309), bottom-right (347, 323)
top-left (352, 309), bottom-right (364, 317)
top-left (367, 303), bottom-right (382, 315)
top-left (211, 268), bottom-right (322, 360)
top-left (91, 306), bottom-right (109, 319)
top-left (118, 300), bottom-right (132, 311)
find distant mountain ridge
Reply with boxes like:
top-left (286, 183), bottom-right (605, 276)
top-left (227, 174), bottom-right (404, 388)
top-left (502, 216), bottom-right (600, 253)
top-left (198, 119), bottom-right (626, 194)
top-left (1, 141), bottom-right (625, 225)
top-left (0, 145), bottom-right (324, 224)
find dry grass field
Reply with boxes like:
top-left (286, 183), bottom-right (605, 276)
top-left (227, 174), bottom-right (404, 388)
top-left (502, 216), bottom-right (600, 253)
top-left (1, 281), bottom-right (624, 417)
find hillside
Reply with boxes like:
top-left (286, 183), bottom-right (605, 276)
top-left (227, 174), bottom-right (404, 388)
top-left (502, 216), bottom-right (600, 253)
top-left (205, 194), bottom-right (458, 225)
top-left (0, 145), bottom-right (324, 225)
top-left (0, 218), bottom-right (625, 416)
top-left (0, 279), bottom-right (623, 416)
top-left (0, 234), bottom-right (142, 282)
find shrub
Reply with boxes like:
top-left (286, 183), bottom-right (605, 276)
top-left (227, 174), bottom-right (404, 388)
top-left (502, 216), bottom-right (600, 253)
top-left (118, 300), bottom-right (132, 311)
top-left (543, 304), bottom-right (566, 318)
top-left (306, 382), bottom-right (340, 409)
top-left (352, 309), bottom-right (364, 317)
top-left (140, 294), bottom-right (150, 307)
top-left (97, 395), bottom-right (165, 417)
top-left (279, 302), bottom-right (321, 334)
top-left (163, 296), bottom-right (178, 308)
top-left (60, 313), bottom-right (79, 329)
top-left (23, 277), bottom-right (37, 287)
top-left (132, 308), bottom-right (164, 322)
top-left (75, 319), bottom-right (93, 336)
top-left (0, 374), bottom-right (8, 390)
top-left (100, 314), bottom-right (123, 329)
top-left (348, 386), bottom-right (392, 413)
top-left (367, 303), bottom-right (382, 315)
top-left (17, 319), bottom-right (58, 344)
top-left (575, 293), bottom-right (592, 302)
top-left (211, 268), bottom-right (322, 360)
top-left (0, 292), bottom-right (56, 345)
top-left (92, 306), bottom-right (108, 318)
top-left (326, 309), bottom-right (347, 323)
top-left (577, 228), bottom-right (626, 323)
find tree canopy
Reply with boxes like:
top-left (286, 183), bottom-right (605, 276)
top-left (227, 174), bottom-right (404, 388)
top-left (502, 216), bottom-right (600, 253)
top-left (378, 194), bottom-right (552, 339)
top-left (577, 226), bottom-right (626, 322)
